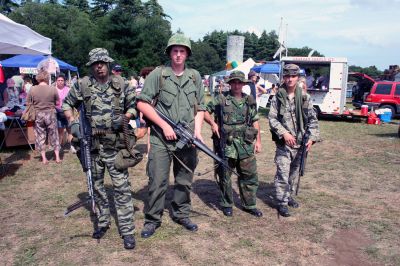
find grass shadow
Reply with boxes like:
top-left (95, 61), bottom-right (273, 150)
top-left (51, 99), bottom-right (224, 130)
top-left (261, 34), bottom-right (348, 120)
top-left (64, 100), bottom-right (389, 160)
top-left (256, 181), bottom-right (278, 209)
top-left (0, 148), bottom-right (31, 179)
top-left (368, 132), bottom-right (399, 138)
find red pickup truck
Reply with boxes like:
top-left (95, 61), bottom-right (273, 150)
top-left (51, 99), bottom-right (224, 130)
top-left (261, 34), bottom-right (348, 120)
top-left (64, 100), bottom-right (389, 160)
top-left (351, 73), bottom-right (400, 118)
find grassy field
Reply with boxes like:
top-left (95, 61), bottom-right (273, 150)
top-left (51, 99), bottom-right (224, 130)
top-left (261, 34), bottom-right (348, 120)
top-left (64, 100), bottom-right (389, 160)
top-left (0, 115), bottom-right (399, 265)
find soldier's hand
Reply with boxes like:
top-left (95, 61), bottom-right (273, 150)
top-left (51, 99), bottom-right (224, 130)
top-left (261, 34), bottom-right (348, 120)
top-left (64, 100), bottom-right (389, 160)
top-left (254, 141), bottom-right (262, 153)
top-left (211, 123), bottom-right (220, 138)
top-left (194, 132), bottom-right (204, 144)
top-left (306, 140), bottom-right (314, 152)
top-left (162, 124), bottom-right (177, 140)
top-left (282, 132), bottom-right (296, 147)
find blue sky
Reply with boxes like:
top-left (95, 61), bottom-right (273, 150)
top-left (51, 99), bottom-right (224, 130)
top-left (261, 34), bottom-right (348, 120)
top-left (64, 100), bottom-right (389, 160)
top-left (157, 0), bottom-right (400, 70)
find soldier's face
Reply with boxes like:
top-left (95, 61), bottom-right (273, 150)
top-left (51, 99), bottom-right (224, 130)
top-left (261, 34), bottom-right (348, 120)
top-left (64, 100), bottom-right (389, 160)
top-left (92, 61), bottom-right (109, 80)
top-left (170, 46), bottom-right (188, 66)
top-left (283, 75), bottom-right (299, 89)
top-left (229, 80), bottom-right (244, 93)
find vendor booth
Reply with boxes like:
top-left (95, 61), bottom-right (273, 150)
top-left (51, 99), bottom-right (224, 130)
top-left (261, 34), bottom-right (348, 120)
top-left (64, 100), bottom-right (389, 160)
top-left (1, 54), bottom-right (77, 73)
top-left (0, 14), bottom-right (51, 55)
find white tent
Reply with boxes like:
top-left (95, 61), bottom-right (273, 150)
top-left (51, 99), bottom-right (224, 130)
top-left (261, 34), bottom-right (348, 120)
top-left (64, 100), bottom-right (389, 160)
top-left (0, 14), bottom-right (51, 55)
top-left (231, 58), bottom-right (256, 77)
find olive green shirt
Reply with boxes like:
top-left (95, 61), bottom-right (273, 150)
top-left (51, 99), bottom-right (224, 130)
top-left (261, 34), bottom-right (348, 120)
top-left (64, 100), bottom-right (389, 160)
top-left (207, 93), bottom-right (259, 159)
top-left (137, 66), bottom-right (205, 150)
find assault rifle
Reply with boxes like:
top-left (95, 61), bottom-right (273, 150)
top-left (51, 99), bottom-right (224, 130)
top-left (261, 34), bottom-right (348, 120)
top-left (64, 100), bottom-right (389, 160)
top-left (64, 104), bottom-right (96, 216)
top-left (212, 103), bottom-right (226, 189)
top-left (155, 109), bottom-right (239, 177)
top-left (295, 128), bottom-right (310, 195)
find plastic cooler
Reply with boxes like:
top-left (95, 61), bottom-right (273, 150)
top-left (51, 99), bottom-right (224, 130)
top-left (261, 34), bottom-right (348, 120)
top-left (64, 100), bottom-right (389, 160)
top-left (379, 111), bottom-right (392, 123)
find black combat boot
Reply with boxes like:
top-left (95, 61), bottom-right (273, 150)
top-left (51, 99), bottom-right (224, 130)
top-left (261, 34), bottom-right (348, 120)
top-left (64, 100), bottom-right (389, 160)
top-left (123, 235), bottom-right (136, 250)
top-left (92, 225), bottom-right (110, 239)
top-left (141, 223), bottom-right (159, 239)
top-left (288, 197), bottom-right (299, 208)
top-left (277, 205), bottom-right (291, 217)
top-left (222, 207), bottom-right (233, 217)
top-left (173, 217), bottom-right (198, 232)
top-left (244, 208), bottom-right (263, 217)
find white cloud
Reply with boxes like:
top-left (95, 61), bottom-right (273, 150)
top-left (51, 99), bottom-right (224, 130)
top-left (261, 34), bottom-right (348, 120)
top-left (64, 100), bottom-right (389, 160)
top-left (158, 0), bottom-right (400, 69)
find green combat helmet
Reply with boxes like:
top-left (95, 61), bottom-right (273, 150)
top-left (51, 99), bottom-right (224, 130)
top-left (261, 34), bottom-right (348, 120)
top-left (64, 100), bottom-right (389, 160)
top-left (165, 33), bottom-right (192, 56)
top-left (86, 48), bottom-right (114, 66)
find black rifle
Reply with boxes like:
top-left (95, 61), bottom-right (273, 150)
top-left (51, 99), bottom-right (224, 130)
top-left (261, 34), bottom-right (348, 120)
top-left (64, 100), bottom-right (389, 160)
top-left (155, 109), bottom-right (239, 177)
top-left (212, 103), bottom-right (226, 189)
top-left (64, 104), bottom-right (96, 216)
top-left (295, 128), bottom-right (310, 195)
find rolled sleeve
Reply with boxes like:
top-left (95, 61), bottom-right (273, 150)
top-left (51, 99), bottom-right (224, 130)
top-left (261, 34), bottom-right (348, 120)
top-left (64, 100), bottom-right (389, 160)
top-left (136, 68), bottom-right (160, 104)
top-left (62, 82), bottom-right (82, 111)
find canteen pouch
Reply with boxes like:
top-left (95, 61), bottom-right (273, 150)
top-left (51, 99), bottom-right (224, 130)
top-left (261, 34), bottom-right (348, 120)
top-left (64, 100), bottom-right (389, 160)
top-left (244, 127), bottom-right (258, 144)
top-left (114, 148), bottom-right (143, 170)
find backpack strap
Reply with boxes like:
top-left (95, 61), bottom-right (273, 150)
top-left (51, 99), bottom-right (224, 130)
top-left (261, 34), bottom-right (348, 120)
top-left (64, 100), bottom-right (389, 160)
top-left (110, 75), bottom-right (125, 117)
top-left (152, 65), bottom-right (166, 107)
top-left (79, 76), bottom-right (92, 118)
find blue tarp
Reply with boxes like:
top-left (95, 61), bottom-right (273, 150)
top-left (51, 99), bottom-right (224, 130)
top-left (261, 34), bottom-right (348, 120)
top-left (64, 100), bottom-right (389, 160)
top-left (0, 54), bottom-right (77, 71)
top-left (251, 61), bottom-right (280, 74)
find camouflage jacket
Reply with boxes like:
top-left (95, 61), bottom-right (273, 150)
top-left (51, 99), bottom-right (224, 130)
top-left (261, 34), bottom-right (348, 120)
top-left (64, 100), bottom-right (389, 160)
top-left (137, 66), bottom-right (205, 150)
top-left (62, 75), bottom-right (137, 130)
top-left (207, 93), bottom-right (259, 159)
top-left (268, 90), bottom-right (320, 147)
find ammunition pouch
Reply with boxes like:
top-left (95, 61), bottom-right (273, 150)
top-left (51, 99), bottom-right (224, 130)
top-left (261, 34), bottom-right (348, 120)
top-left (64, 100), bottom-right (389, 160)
top-left (114, 148), bottom-right (143, 170)
top-left (270, 130), bottom-right (285, 145)
top-left (244, 127), bottom-right (258, 144)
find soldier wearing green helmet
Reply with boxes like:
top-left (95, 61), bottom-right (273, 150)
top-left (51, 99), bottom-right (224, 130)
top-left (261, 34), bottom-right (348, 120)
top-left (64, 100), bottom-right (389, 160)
top-left (137, 33), bottom-right (206, 238)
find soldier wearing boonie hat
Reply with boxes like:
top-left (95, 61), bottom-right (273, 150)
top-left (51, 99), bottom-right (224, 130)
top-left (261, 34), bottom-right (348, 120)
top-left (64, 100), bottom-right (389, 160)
top-left (62, 48), bottom-right (138, 250)
top-left (204, 70), bottom-right (263, 218)
top-left (86, 48), bottom-right (114, 66)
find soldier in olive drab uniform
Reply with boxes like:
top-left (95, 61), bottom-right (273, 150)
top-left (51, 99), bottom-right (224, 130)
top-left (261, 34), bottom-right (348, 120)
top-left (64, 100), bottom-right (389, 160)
top-left (205, 71), bottom-right (263, 217)
top-left (63, 48), bottom-right (137, 249)
top-left (268, 64), bottom-right (320, 217)
top-left (136, 33), bottom-right (205, 238)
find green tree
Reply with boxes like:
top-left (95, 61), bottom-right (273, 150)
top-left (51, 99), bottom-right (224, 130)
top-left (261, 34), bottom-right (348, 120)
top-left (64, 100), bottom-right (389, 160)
top-left (287, 46), bottom-right (323, 57)
top-left (0, 0), bottom-right (19, 14)
top-left (349, 65), bottom-right (382, 78)
top-left (10, 2), bottom-right (103, 74)
top-left (187, 41), bottom-right (223, 75)
top-left (63, 0), bottom-right (89, 13)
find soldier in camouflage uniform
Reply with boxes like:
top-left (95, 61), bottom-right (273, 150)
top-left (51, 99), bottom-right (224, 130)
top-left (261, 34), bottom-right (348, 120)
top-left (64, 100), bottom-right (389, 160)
top-left (62, 48), bottom-right (137, 249)
top-left (137, 33), bottom-right (205, 238)
top-left (205, 70), bottom-right (263, 218)
top-left (268, 64), bottom-right (320, 217)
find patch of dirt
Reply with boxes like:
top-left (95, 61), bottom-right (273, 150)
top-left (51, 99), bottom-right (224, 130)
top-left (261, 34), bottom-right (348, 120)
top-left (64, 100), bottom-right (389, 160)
top-left (320, 229), bottom-right (376, 266)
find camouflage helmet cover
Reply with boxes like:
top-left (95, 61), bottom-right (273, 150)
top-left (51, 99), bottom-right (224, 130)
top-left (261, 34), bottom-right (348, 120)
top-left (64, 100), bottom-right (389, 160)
top-left (86, 48), bottom-right (114, 66)
top-left (225, 70), bottom-right (249, 83)
top-left (283, 63), bottom-right (300, 76)
top-left (165, 33), bottom-right (192, 56)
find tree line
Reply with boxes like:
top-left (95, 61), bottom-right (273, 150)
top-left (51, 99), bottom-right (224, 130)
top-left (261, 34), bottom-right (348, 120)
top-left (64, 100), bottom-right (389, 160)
top-left (2, 0), bottom-right (382, 77)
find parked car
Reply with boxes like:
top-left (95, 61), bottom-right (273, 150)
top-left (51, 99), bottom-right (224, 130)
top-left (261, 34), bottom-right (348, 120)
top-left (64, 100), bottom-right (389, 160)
top-left (364, 81), bottom-right (400, 118)
top-left (350, 72), bottom-right (400, 118)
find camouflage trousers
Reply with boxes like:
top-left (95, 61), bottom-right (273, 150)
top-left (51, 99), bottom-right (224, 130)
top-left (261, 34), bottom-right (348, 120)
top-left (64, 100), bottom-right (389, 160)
top-left (219, 155), bottom-right (259, 210)
top-left (34, 111), bottom-right (60, 152)
top-left (92, 146), bottom-right (135, 236)
top-left (274, 144), bottom-right (301, 206)
top-left (145, 145), bottom-right (198, 226)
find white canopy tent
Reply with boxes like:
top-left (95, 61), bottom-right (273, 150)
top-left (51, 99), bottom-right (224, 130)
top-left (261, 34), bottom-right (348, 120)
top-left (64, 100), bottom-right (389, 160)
top-left (0, 14), bottom-right (51, 55)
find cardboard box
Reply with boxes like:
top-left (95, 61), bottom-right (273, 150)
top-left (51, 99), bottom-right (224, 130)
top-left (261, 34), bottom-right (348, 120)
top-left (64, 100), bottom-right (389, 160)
top-left (4, 126), bottom-right (35, 147)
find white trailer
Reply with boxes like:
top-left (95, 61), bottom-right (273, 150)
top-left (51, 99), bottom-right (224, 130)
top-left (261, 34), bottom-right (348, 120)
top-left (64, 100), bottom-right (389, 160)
top-left (281, 56), bottom-right (348, 116)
